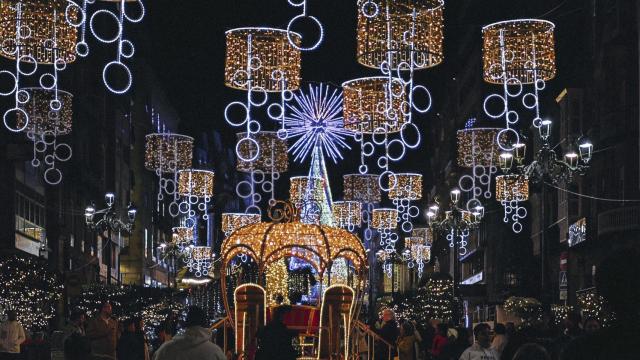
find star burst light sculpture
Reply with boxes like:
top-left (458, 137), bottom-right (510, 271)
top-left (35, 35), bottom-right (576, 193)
top-left (280, 83), bottom-right (353, 164)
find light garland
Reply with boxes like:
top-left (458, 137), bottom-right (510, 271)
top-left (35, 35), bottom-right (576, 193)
top-left (411, 227), bottom-right (434, 246)
top-left (356, 0), bottom-right (444, 70)
top-left (503, 296), bottom-right (544, 327)
top-left (224, 27), bottom-right (301, 91)
top-left (388, 173), bottom-right (422, 233)
top-left (576, 288), bottom-right (616, 327)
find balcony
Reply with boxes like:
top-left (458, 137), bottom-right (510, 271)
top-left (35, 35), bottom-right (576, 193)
top-left (598, 206), bottom-right (640, 236)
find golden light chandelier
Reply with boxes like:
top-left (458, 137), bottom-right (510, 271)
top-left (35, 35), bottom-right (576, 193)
top-left (332, 201), bottom-right (363, 230)
top-left (482, 19), bottom-right (556, 84)
top-left (342, 76), bottom-right (409, 133)
top-left (496, 174), bottom-right (530, 202)
top-left (144, 133), bottom-right (194, 173)
top-left (388, 173), bottom-right (422, 200)
top-left (456, 127), bottom-right (503, 168)
top-left (177, 169), bottom-right (215, 198)
top-left (356, 0), bottom-right (444, 70)
top-left (372, 208), bottom-right (398, 230)
top-left (224, 27), bottom-right (302, 91)
top-left (343, 173), bottom-right (382, 203)
top-left (235, 131), bottom-right (289, 173)
top-left (221, 212), bottom-right (262, 236)
top-left (17, 87), bottom-right (73, 135)
top-left (289, 176), bottom-right (325, 204)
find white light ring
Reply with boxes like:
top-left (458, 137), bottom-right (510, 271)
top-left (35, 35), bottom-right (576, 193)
top-left (251, 169), bottom-right (265, 184)
top-left (120, 39), bottom-right (135, 58)
top-left (1, 39), bottom-right (18, 56)
top-left (232, 70), bottom-right (250, 87)
top-left (224, 101), bottom-right (250, 127)
top-left (377, 155), bottom-right (388, 169)
top-left (252, 192), bottom-right (262, 204)
top-left (189, 194), bottom-right (199, 205)
top-left (90, 10), bottom-right (122, 44)
top-left (16, 89), bottom-right (30, 104)
top-left (515, 206), bottom-right (528, 219)
top-left (76, 41), bottom-right (90, 57)
top-left (287, 14), bottom-right (324, 51)
top-left (249, 86), bottom-right (268, 106)
top-left (65, 1), bottom-right (85, 27)
top-left (123, 0), bottom-right (145, 24)
top-left (4, 107), bottom-right (29, 133)
top-left (267, 103), bottom-right (284, 120)
top-left (506, 110), bottom-right (519, 125)
top-left (236, 137), bottom-right (260, 162)
top-left (44, 154), bottom-right (55, 166)
top-left (178, 201), bottom-right (190, 214)
top-left (386, 139), bottom-right (406, 162)
top-left (249, 56), bottom-right (263, 71)
top-left (55, 143), bottom-right (73, 161)
top-left (287, 0), bottom-right (305, 7)
top-left (17, 55), bottom-right (38, 76)
top-left (532, 117), bottom-right (543, 128)
top-left (0, 71), bottom-right (17, 96)
top-left (39, 73), bottom-right (57, 90)
top-left (408, 205), bottom-right (420, 218)
top-left (361, 0), bottom-right (379, 18)
top-left (483, 93), bottom-right (507, 119)
top-left (247, 119), bottom-right (261, 134)
top-left (371, 127), bottom-right (387, 145)
top-left (246, 205), bottom-right (262, 216)
top-left (512, 221), bottom-right (523, 234)
top-left (400, 122), bottom-right (421, 149)
top-left (521, 92), bottom-right (538, 109)
top-left (379, 170), bottom-right (397, 192)
top-left (261, 180), bottom-right (273, 193)
top-left (103, 61), bottom-right (132, 94)
top-left (505, 79), bottom-right (523, 97)
top-left (535, 79), bottom-right (546, 91)
top-left (44, 167), bottom-right (63, 185)
top-left (458, 174), bottom-right (475, 192)
top-left (401, 221), bottom-right (413, 233)
top-left (358, 164), bottom-right (368, 174)
top-left (236, 180), bottom-right (254, 199)
top-left (50, 99), bottom-right (62, 111)
top-left (31, 158), bottom-right (40, 167)
top-left (362, 141), bottom-right (375, 157)
top-left (465, 198), bottom-right (482, 213)
top-left (18, 25), bottom-right (32, 39)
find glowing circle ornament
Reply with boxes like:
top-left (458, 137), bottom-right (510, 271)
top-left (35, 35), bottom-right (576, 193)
top-left (496, 174), bottom-right (529, 233)
top-left (224, 27), bottom-right (302, 91)
top-left (186, 246), bottom-right (214, 278)
top-left (177, 169), bottom-right (214, 220)
top-left (388, 173), bottom-right (422, 200)
top-left (332, 201), bottom-right (362, 231)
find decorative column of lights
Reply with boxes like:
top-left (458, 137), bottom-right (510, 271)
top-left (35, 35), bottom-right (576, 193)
top-left (426, 189), bottom-right (484, 256)
top-left (16, 88), bottom-right (73, 185)
top-left (224, 28), bottom-right (301, 213)
top-left (495, 174), bottom-right (529, 233)
top-left (372, 208), bottom-right (399, 258)
top-left (177, 169), bottom-right (214, 221)
top-left (64, 0), bottom-right (145, 94)
top-left (0, 0), bottom-right (77, 146)
top-left (343, 173), bottom-right (382, 243)
top-left (271, 83), bottom-right (352, 226)
top-left (456, 126), bottom-right (503, 211)
top-left (402, 236), bottom-right (431, 278)
top-left (332, 201), bottom-right (362, 232)
top-left (289, 175), bottom-right (325, 224)
top-left (284, 0), bottom-right (324, 51)
top-left (144, 133), bottom-right (194, 219)
top-left (84, 192), bottom-right (137, 284)
top-left (482, 19), bottom-right (556, 151)
top-left (236, 131), bottom-right (289, 214)
top-left (185, 245), bottom-right (214, 278)
top-left (388, 173), bottom-right (422, 233)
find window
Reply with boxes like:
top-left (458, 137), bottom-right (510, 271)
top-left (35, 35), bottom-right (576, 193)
top-left (14, 191), bottom-right (46, 242)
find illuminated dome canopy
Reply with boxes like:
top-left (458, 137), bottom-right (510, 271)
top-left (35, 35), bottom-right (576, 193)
top-left (221, 221), bottom-right (367, 275)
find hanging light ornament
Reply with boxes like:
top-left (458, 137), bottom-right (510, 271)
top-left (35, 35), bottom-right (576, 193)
top-left (185, 246), bottom-right (214, 278)
top-left (221, 213), bottom-right (261, 237)
top-left (388, 173), bottom-right (422, 233)
top-left (177, 169), bottom-right (214, 221)
top-left (402, 236), bottom-right (431, 277)
top-left (289, 176), bottom-right (325, 224)
top-left (495, 174), bottom-right (529, 233)
top-left (15, 88), bottom-right (73, 185)
top-left (144, 133), bottom-right (194, 219)
top-left (482, 19), bottom-right (556, 150)
top-left (332, 201), bottom-right (362, 232)
top-left (343, 173), bottom-right (381, 243)
top-left (284, 0), bottom-right (324, 51)
top-left (372, 208), bottom-right (399, 255)
top-left (63, 0), bottom-right (145, 94)
top-left (456, 127), bottom-right (503, 211)
top-left (224, 27), bottom-right (300, 215)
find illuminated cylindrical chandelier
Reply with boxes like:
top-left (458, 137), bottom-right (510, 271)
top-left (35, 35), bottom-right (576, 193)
top-left (186, 246), bottom-right (214, 278)
top-left (343, 173), bottom-right (382, 203)
top-left (496, 174), bottom-right (529, 233)
top-left (403, 236), bottom-right (431, 277)
top-left (144, 133), bottom-right (194, 218)
top-left (388, 173), bottom-right (422, 233)
top-left (289, 176), bottom-right (325, 224)
top-left (372, 208), bottom-right (398, 230)
top-left (332, 201), bottom-right (363, 231)
top-left (177, 169), bottom-right (215, 220)
top-left (221, 213), bottom-right (261, 237)
top-left (356, 0), bottom-right (444, 70)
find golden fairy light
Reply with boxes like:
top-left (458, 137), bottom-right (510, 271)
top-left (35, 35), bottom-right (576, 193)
top-left (236, 131), bottom-right (289, 173)
top-left (412, 227), bottom-right (434, 245)
top-left (342, 77), bottom-right (409, 133)
top-left (332, 201), bottom-right (363, 229)
top-left (496, 174), bottom-right (529, 201)
top-left (221, 213), bottom-right (261, 236)
top-left (388, 173), bottom-right (422, 200)
top-left (144, 133), bottom-right (194, 173)
top-left (0, 0), bottom-right (78, 64)
top-left (372, 208), bottom-right (398, 230)
top-left (172, 226), bottom-right (194, 243)
top-left (482, 19), bottom-right (556, 84)
top-left (16, 87), bottom-right (73, 135)
top-left (224, 27), bottom-right (302, 91)
top-left (404, 237), bottom-right (431, 262)
top-left (289, 176), bottom-right (324, 203)
top-left (356, 0), bottom-right (444, 70)
top-left (177, 169), bottom-right (215, 198)
top-left (343, 173), bottom-right (381, 203)
top-left (456, 128), bottom-right (504, 168)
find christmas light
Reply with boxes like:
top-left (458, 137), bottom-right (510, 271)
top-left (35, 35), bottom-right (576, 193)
top-left (265, 259), bottom-right (289, 305)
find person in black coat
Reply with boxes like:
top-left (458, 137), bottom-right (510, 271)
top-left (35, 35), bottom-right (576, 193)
top-left (374, 309), bottom-right (399, 360)
top-left (255, 306), bottom-right (297, 360)
top-left (117, 318), bottom-right (148, 360)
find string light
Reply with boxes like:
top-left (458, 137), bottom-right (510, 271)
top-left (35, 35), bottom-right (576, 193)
top-left (265, 259), bottom-right (289, 305)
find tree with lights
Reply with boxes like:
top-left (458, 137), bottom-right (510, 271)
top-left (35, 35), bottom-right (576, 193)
top-left (0, 254), bottom-right (63, 332)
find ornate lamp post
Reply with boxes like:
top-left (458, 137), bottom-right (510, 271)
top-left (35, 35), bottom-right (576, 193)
top-left (426, 189), bottom-right (484, 324)
top-left (84, 192), bottom-right (137, 285)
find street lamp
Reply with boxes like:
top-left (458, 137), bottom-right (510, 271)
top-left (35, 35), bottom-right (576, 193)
top-left (84, 193), bottom-right (137, 285)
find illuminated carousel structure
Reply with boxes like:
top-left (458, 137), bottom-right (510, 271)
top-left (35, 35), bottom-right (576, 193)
top-left (219, 201), bottom-right (367, 358)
